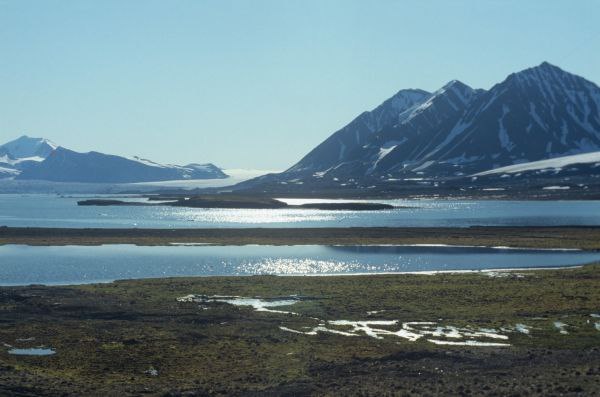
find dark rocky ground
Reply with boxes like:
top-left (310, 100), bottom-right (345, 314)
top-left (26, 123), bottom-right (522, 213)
top-left (76, 196), bottom-right (394, 210)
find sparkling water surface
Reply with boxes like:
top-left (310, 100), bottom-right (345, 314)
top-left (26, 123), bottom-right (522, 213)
top-left (2, 244), bottom-right (600, 286)
top-left (1, 194), bottom-right (600, 228)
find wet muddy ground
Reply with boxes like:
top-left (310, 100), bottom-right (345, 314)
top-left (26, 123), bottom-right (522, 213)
top-left (1, 265), bottom-right (600, 395)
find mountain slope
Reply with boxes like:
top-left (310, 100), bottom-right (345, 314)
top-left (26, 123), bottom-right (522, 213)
top-left (319, 80), bottom-right (482, 178)
top-left (287, 89), bottom-right (430, 174)
top-left (238, 62), bottom-right (600, 193)
top-left (423, 62), bottom-right (600, 173)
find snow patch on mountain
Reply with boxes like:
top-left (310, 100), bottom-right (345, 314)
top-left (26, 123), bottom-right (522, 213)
top-left (498, 105), bottom-right (514, 151)
top-left (0, 135), bottom-right (58, 160)
top-left (129, 156), bottom-right (168, 168)
top-left (0, 166), bottom-right (20, 177)
top-left (0, 155), bottom-right (46, 166)
top-left (474, 151), bottom-right (600, 176)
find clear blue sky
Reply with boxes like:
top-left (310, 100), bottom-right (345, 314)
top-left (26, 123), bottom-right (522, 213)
top-left (1, 0), bottom-right (599, 169)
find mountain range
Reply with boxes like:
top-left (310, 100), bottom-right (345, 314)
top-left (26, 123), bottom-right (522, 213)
top-left (236, 62), bottom-right (600, 195)
top-left (0, 136), bottom-right (227, 183)
top-left (3, 62), bottom-right (599, 195)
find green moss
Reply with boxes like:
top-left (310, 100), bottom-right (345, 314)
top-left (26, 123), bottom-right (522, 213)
top-left (1, 265), bottom-right (600, 395)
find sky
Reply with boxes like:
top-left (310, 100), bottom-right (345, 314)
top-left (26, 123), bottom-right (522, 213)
top-left (1, 0), bottom-right (599, 170)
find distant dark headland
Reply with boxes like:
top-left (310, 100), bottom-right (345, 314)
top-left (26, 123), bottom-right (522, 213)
top-left (77, 195), bottom-right (395, 211)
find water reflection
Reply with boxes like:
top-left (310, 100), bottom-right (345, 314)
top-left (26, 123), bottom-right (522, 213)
top-left (1, 244), bottom-right (600, 286)
top-left (1, 195), bottom-right (600, 228)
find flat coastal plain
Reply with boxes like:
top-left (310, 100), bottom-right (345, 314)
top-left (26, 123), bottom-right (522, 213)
top-left (2, 226), bottom-right (600, 395)
top-left (2, 226), bottom-right (600, 249)
top-left (1, 264), bottom-right (600, 395)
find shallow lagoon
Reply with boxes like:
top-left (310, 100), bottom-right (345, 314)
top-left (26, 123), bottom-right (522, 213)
top-left (2, 244), bottom-right (600, 286)
top-left (1, 194), bottom-right (600, 228)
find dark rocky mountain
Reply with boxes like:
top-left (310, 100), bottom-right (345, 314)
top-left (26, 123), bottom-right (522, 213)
top-left (0, 136), bottom-right (227, 183)
top-left (237, 62), bottom-right (600, 194)
top-left (287, 89), bottom-right (430, 174)
top-left (424, 62), bottom-right (600, 174)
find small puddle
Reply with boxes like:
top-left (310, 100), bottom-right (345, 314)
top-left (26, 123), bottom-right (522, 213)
top-left (8, 347), bottom-right (56, 356)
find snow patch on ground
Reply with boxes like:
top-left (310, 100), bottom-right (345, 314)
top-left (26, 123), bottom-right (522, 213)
top-left (553, 321), bottom-right (569, 334)
top-left (515, 324), bottom-right (531, 334)
top-left (281, 320), bottom-right (511, 346)
top-left (177, 294), bottom-right (301, 315)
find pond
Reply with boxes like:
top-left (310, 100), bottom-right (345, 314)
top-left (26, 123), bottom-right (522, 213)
top-left (1, 244), bottom-right (599, 286)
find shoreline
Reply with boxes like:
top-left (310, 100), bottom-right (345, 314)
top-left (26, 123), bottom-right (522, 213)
top-left (0, 264), bottom-right (587, 288)
top-left (2, 225), bottom-right (600, 249)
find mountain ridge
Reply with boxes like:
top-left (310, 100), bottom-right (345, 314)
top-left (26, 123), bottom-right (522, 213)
top-left (0, 136), bottom-right (227, 183)
top-left (235, 62), bottom-right (600, 193)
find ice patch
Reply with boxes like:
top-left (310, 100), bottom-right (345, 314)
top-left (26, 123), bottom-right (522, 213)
top-left (168, 242), bottom-right (213, 246)
top-left (129, 156), bottom-right (168, 169)
top-left (412, 160), bottom-right (435, 172)
top-left (427, 339), bottom-right (509, 347)
top-left (368, 139), bottom-right (407, 173)
top-left (498, 105), bottom-right (515, 151)
top-left (177, 295), bottom-right (301, 315)
top-left (485, 271), bottom-right (525, 278)
top-left (145, 368), bottom-right (159, 376)
top-left (553, 321), bottom-right (568, 334)
top-left (474, 151), bottom-right (600, 176)
top-left (281, 320), bottom-right (510, 346)
top-left (515, 324), bottom-right (531, 334)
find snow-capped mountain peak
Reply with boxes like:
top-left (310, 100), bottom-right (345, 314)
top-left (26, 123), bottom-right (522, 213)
top-left (398, 80), bottom-right (478, 125)
top-left (0, 135), bottom-right (58, 160)
top-left (386, 88), bottom-right (432, 114)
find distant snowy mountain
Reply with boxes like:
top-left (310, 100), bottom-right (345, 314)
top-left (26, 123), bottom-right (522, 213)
top-left (0, 135), bottom-right (57, 161)
top-left (0, 135), bottom-right (227, 183)
top-left (238, 62), bottom-right (600, 193)
top-left (0, 135), bottom-right (57, 171)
